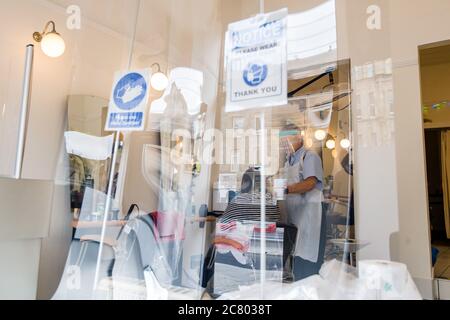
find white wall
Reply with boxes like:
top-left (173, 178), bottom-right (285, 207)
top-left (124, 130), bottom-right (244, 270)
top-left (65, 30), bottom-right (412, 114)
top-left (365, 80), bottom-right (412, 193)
top-left (0, 240), bottom-right (42, 300)
top-left (0, 178), bottom-right (53, 299)
top-left (336, 0), bottom-right (400, 262)
top-left (328, 0), bottom-right (438, 298)
top-left (332, 0), bottom-right (450, 299)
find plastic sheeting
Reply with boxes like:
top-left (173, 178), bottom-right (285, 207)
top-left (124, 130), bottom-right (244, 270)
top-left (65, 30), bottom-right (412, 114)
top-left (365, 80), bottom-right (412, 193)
top-left (218, 259), bottom-right (422, 300)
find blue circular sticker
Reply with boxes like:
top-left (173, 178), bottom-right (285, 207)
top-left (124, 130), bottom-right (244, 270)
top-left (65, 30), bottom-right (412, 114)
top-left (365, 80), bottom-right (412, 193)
top-left (113, 73), bottom-right (147, 110)
top-left (243, 63), bottom-right (268, 87)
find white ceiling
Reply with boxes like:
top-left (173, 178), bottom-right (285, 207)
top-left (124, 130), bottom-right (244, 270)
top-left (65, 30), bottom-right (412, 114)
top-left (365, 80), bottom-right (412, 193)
top-left (48, 0), bottom-right (171, 55)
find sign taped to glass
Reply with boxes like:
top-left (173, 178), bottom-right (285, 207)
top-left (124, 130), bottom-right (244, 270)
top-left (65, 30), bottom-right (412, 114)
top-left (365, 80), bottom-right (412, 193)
top-left (225, 8), bottom-right (288, 112)
top-left (105, 69), bottom-right (150, 131)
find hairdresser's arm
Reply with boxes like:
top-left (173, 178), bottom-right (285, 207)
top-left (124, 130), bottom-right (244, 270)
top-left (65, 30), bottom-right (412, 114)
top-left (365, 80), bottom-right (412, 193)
top-left (287, 177), bottom-right (318, 194)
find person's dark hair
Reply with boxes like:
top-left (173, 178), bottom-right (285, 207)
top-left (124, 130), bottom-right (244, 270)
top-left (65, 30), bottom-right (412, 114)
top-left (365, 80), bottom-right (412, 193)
top-left (241, 167), bottom-right (261, 194)
top-left (341, 152), bottom-right (353, 176)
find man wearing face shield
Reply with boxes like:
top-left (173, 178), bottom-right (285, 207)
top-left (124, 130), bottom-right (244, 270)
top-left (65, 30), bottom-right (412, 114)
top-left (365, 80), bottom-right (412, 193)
top-left (280, 124), bottom-right (325, 281)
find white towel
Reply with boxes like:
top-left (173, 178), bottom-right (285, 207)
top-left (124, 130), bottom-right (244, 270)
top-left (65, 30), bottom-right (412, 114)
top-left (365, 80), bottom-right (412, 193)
top-left (64, 131), bottom-right (114, 160)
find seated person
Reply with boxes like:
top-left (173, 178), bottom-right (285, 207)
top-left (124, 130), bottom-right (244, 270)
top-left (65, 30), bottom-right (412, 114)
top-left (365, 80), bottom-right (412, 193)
top-left (201, 168), bottom-right (297, 291)
top-left (219, 167), bottom-right (281, 223)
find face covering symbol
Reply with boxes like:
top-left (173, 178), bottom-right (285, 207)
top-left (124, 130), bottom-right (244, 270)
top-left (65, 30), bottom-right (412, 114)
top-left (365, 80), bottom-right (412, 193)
top-left (243, 63), bottom-right (268, 87)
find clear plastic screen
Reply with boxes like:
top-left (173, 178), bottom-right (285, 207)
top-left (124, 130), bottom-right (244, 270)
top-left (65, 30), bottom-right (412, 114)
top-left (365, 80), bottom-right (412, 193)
top-left (51, 0), bottom-right (223, 300)
top-left (44, 0), bottom-right (425, 300)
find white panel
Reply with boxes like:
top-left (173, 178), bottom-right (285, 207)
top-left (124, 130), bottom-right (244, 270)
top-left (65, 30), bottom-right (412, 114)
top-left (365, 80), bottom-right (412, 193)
top-left (437, 279), bottom-right (450, 300)
top-left (0, 39), bottom-right (26, 177)
top-left (37, 183), bottom-right (72, 300)
top-left (0, 178), bottom-right (53, 241)
top-left (0, 239), bottom-right (41, 300)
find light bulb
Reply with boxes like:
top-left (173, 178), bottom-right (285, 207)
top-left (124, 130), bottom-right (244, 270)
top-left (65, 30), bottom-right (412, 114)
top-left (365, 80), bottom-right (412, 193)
top-left (41, 32), bottom-right (65, 58)
top-left (151, 72), bottom-right (169, 91)
top-left (326, 139), bottom-right (336, 150)
top-left (314, 129), bottom-right (327, 141)
top-left (331, 149), bottom-right (338, 158)
top-left (340, 138), bottom-right (351, 149)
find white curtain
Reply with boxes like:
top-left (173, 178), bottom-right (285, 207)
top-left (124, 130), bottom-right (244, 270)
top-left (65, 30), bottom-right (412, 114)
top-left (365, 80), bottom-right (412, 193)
top-left (440, 130), bottom-right (450, 239)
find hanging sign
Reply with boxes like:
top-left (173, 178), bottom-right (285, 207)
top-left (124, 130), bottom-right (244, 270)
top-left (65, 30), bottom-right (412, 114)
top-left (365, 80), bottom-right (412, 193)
top-left (225, 8), bottom-right (288, 112)
top-left (105, 69), bottom-right (150, 131)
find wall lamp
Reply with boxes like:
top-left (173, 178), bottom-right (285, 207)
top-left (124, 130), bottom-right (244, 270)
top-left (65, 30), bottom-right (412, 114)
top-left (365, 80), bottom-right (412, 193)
top-left (325, 133), bottom-right (351, 150)
top-left (150, 63), bottom-right (169, 91)
top-left (314, 129), bottom-right (327, 141)
top-left (8, 21), bottom-right (65, 178)
top-left (33, 21), bottom-right (65, 58)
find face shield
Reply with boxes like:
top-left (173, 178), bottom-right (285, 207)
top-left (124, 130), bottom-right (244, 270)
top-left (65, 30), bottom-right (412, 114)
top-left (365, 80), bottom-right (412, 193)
top-left (279, 130), bottom-right (303, 156)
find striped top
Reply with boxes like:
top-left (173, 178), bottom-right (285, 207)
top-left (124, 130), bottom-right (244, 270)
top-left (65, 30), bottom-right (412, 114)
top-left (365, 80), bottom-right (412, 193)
top-left (219, 193), bottom-right (280, 224)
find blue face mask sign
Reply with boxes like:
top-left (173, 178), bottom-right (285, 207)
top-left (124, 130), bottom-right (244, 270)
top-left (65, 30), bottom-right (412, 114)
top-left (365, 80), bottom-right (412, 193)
top-left (113, 73), bottom-right (147, 111)
top-left (105, 69), bottom-right (150, 132)
top-left (243, 63), bottom-right (268, 87)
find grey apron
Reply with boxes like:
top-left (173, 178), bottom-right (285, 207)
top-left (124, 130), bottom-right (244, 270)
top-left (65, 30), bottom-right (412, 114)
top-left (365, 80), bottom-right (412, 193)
top-left (285, 151), bottom-right (323, 263)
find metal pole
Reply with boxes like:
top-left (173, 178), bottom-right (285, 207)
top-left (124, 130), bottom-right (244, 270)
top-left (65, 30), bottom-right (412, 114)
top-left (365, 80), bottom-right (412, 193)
top-left (92, 131), bottom-right (120, 292)
top-left (258, 0), bottom-right (266, 301)
top-left (259, 0), bottom-right (265, 15)
top-left (259, 113), bottom-right (267, 299)
top-left (344, 86), bottom-right (354, 265)
top-left (14, 44), bottom-right (34, 179)
top-left (92, 0), bottom-right (141, 293)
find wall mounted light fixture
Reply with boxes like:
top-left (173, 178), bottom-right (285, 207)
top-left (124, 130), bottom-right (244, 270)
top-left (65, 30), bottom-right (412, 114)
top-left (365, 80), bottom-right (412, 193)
top-left (150, 63), bottom-right (169, 91)
top-left (340, 138), bottom-right (351, 149)
top-left (324, 132), bottom-right (351, 150)
top-left (33, 21), bottom-right (65, 58)
top-left (326, 139), bottom-right (336, 150)
top-left (314, 129), bottom-right (327, 141)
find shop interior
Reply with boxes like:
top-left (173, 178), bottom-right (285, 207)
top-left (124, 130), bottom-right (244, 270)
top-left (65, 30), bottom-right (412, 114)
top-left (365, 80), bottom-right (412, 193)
top-left (0, 0), bottom-right (434, 300)
top-left (55, 55), bottom-right (355, 299)
top-left (420, 41), bottom-right (450, 281)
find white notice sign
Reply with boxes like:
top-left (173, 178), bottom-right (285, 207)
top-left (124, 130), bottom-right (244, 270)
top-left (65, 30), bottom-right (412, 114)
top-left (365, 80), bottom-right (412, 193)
top-left (225, 8), bottom-right (288, 112)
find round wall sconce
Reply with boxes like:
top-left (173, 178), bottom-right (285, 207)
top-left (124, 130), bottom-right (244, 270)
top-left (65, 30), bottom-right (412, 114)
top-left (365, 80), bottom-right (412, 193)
top-left (33, 21), bottom-right (65, 58)
top-left (326, 139), bottom-right (336, 150)
top-left (314, 129), bottom-right (327, 141)
top-left (150, 63), bottom-right (169, 91)
top-left (340, 138), bottom-right (351, 149)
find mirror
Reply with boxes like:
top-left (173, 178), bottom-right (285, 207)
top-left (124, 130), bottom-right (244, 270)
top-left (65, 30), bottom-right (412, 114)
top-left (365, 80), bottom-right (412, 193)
top-left (66, 95), bottom-right (118, 218)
